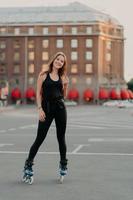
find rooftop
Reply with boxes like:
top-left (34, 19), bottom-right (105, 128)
top-left (0, 2), bottom-right (121, 25)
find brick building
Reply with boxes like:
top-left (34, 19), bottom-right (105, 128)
top-left (0, 2), bottom-right (125, 102)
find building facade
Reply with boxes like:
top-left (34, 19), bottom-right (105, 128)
top-left (0, 2), bottom-right (125, 102)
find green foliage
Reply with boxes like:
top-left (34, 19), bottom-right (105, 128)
top-left (127, 78), bottom-right (133, 91)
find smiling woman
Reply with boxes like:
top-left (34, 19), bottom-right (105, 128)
top-left (22, 52), bottom-right (69, 184)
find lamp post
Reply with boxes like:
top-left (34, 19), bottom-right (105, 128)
top-left (24, 36), bottom-right (28, 94)
top-left (109, 64), bottom-right (112, 89)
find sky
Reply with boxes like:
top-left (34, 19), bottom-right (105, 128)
top-left (0, 0), bottom-right (132, 81)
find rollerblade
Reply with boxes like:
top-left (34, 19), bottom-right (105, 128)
top-left (58, 159), bottom-right (68, 184)
top-left (22, 159), bottom-right (34, 185)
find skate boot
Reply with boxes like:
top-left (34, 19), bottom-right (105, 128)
top-left (22, 159), bottom-right (34, 184)
top-left (59, 159), bottom-right (68, 183)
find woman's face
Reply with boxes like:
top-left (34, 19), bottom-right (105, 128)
top-left (53, 55), bottom-right (65, 70)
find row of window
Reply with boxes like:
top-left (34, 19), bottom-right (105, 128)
top-left (0, 50), bottom-right (112, 62)
top-left (0, 51), bottom-right (94, 61)
top-left (0, 26), bottom-right (93, 35)
top-left (0, 26), bottom-right (122, 36)
top-left (0, 38), bottom-right (94, 49)
top-left (0, 63), bottom-right (93, 75)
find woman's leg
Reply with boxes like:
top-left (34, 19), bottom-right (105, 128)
top-left (55, 103), bottom-right (67, 162)
top-left (27, 113), bottom-right (54, 161)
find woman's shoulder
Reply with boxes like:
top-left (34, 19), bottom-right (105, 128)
top-left (38, 71), bottom-right (49, 81)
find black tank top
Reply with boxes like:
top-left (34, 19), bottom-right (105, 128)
top-left (42, 73), bottom-right (64, 102)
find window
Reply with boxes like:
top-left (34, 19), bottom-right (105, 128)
top-left (14, 52), bottom-right (20, 62)
top-left (0, 41), bottom-right (6, 49)
top-left (116, 28), bottom-right (121, 35)
top-left (86, 77), bottom-right (92, 85)
top-left (106, 41), bottom-right (111, 50)
top-left (0, 52), bottom-right (6, 61)
top-left (14, 65), bottom-right (20, 73)
top-left (29, 52), bottom-right (34, 61)
top-left (0, 64), bottom-right (6, 73)
top-left (42, 40), bottom-right (49, 48)
top-left (57, 27), bottom-right (63, 35)
top-left (28, 77), bottom-right (35, 85)
top-left (0, 28), bottom-right (6, 34)
top-left (28, 64), bottom-right (34, 73)
top-left (71, 77), bottom-right (77, 84)
top-left (29, 28), bottom-right (34, 35)
top-left (43, 27), bottom-right (48, 35)
top-left (71, 39), bottom-right (78, 48)
top-left (85, 64), bottom-right (93, 73)
top-left (86, 39), bottom-right (93, 48)
top-left (71, 64), bottom-right (78, 73)
top-left (14, 40), bottom-right (20, 49)
top-left (56, 39), bottom-right (63, 48)
top-left (42, 52), bottom-right (49, 61)
top-left (86, 27), bottom-right (92, 34)
top-left (71, 52), bottom-right (78, 60)
top-left (42, 64), bottom-right (48, 71)
top-left (106, 53), bottom-right (111, 61)
top-left (28, 40), bottom-right (34, 49)
top-left (14, 28), bottom-right (20, 35)
top-left (86, 51), bottom-right (92, 60)
top-left (71, 27), bottom-right (77, 34)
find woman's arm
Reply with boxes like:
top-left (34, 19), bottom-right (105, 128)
top-left (36, 73), bottom-right (46, 121)
top-left (62, 75), bottom-right (69, 99)
top-left (36, 74), bottom-right (43, 109)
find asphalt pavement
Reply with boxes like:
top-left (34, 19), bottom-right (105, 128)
top-left (0, 104), bottom-right (133, 200)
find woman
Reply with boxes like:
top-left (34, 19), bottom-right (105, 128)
top-left (22, 52), bottom-right (69, 184)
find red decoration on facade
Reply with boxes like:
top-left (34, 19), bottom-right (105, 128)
top-left (25, 87), bottom-right (36, 100)
top-left (11, 88), bottom-right (21, 99)
top-left (98, 88), bottom-right (109, 100)
top-left (83, 89), bottom-right (93, 101)
top-left (68, 89), bottom-right (79, 100)
top-left (109, 88), bottom-right (121, 100)
top-left (120, 89), bottom-right (130, 99)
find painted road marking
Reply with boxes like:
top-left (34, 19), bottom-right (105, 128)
top-left (8, 128), bottom-right (16, 131)
top-left (88, 138), bottom-right (133, 142)
top-left (0, 150), bottom-right (133, 156)
top-left (0, 144), bottom-right (14, 147)
top-left (72, 145), bottom-right (84, 154)
top-left (72, 144), bottom-right (91, 154)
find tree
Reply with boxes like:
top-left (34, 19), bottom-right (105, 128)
top-left (127, 78), bottom-right (133, 91)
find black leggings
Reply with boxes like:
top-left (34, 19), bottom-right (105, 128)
top-left (27, 99), bottom-right (67, 162)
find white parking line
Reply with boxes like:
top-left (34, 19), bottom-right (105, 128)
top-left (0, 130), bottom-right (6, 133)
top-left (88, 138), bottom-right (133, 142)
top-left (72, 144), bottom-right (91, 154)
top-left (0, 151), bottom-right (133, 156)
top-left (8, 128), bottom-right (16, 131)
top-left (68, 124), bottom-right (104, 129)
top-left (71, 145), bottom-right (84, 154)
top-left (0, 144), bottom-right (14, 147)
top-left (19, 125), bottom-right (36, 129)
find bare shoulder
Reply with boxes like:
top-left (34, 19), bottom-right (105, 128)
top-left (38, 71), bottom-right (47, 82)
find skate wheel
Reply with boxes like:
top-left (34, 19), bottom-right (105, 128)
top-left (59, 175), bottom-right (64, 184)
top-left (22, 174), bottom-right (27, 182)
top-left (28, 176), bottom-right (34, 185)
top-left (22, 175), bottom-right (34, 185)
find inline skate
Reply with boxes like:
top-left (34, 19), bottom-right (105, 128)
top-left (58, 159), bottom-right (68, 184)
top-left (22, 159), bottom-right (34, 184)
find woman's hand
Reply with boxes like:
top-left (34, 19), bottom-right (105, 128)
top-left (61, 75), bottom-right (69, 98)
top-left (38, 108), bottom-right (46, 121)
